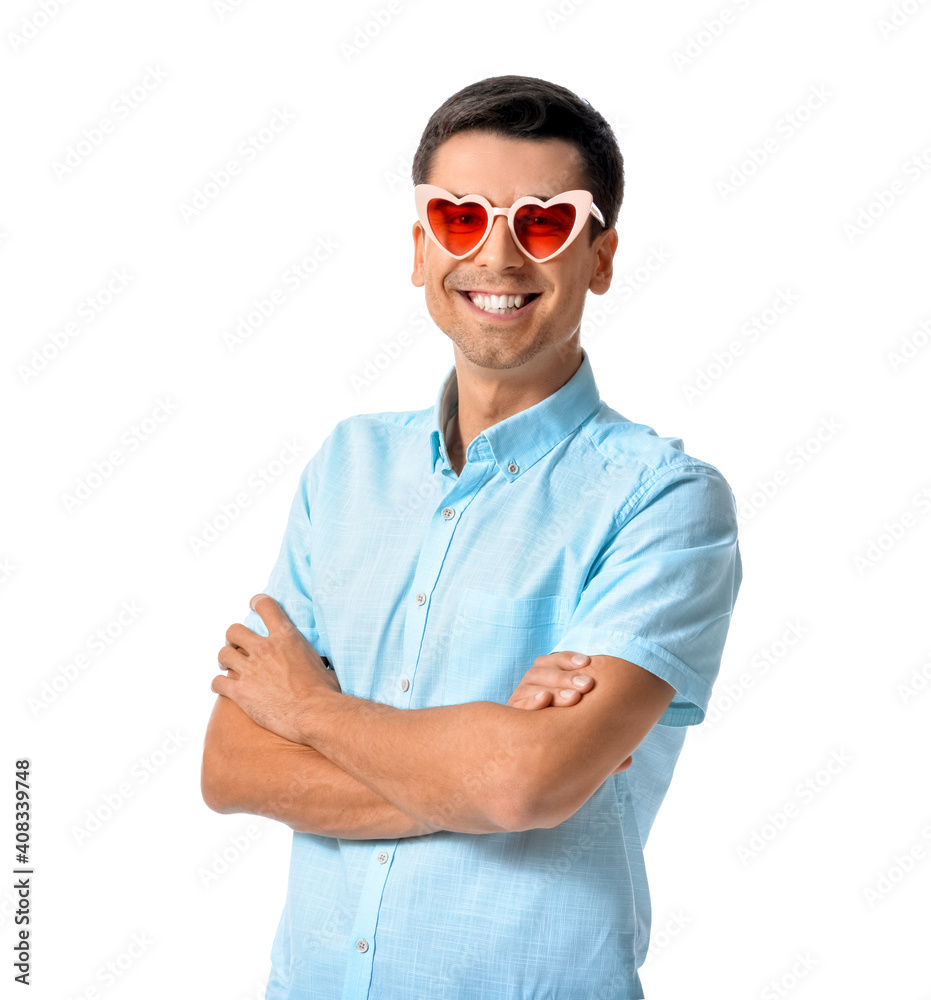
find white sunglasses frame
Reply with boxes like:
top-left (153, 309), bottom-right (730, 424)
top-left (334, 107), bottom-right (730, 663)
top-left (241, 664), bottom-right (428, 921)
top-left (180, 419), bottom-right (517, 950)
top-left (414, 184), bottom-right (606, 264)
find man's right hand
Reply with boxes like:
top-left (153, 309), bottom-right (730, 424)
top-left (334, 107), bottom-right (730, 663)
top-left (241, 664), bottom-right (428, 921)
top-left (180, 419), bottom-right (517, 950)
top-left (507, 651), bottom-right (633, 774)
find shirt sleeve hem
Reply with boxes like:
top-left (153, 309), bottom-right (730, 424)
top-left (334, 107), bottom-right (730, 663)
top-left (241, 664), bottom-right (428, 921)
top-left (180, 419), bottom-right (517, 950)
top-left (552, 628), bottom-right (711, 727)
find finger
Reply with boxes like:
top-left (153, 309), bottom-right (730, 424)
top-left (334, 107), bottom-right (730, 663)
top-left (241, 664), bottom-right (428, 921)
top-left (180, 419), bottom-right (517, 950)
top-left (532, 651), bottom-right (593, 675)
top-left (508, 689), bottom-right (553, 710)
top-left (211, 673), bottom-right (233, 697)
top-left (225, 623), bottom-right (256, 649)
top-left (524, 666), bottom-right (594, 693)
top-left (515, 686), bottom-right (582, 708)
top-left (249, 593), bottom-right (295, 633)
top-left (611, 755), bottom-right (633, 774)
top-left (217, 643), bottom-right (247, 672)
top-left (554, 688), bottom-right (582, 706)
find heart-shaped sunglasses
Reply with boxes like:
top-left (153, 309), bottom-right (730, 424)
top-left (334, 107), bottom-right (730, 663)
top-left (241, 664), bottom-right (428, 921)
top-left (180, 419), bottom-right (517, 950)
top-left (414, 184), bottom-right (606, 263)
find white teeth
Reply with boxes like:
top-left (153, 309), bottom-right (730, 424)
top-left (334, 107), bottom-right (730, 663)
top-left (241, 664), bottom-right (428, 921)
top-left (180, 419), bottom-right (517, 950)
top-left (468, 292), bottom-right (531, 314)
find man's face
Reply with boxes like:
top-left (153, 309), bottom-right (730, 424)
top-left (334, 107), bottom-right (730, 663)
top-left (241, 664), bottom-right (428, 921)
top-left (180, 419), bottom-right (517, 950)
top-left (411, 131), bottom-right (617, 375)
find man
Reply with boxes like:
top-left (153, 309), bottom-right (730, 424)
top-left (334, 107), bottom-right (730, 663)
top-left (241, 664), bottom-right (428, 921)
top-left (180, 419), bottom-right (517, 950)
top-left (202, 75), bottom-right (742, 999)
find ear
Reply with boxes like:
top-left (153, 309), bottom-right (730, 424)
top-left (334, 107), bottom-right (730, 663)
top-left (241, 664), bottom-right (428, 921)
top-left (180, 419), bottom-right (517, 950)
top-left (412, 220), bottom-right (425, 287)
top-left (588, 227), bottom-right (618, 296)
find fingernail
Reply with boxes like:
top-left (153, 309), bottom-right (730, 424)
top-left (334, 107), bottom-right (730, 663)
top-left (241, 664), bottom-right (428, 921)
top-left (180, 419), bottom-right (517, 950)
top-left (572, 675), bottom-right (591, 687)
top-left (571, 654), bottom-right (589, 665)
top-left (560, 689), bottom-right (574, 698)
top-left (534, 691), bottom-right (545, 700)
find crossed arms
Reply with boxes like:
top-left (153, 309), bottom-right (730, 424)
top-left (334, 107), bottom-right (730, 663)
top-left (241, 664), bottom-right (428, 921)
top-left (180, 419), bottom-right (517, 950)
top-left (201, 595), bottom-right (675, 837)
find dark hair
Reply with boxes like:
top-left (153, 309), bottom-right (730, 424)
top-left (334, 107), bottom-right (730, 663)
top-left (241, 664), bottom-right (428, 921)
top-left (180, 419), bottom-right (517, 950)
top-left (412, 75), bottom-right (624, 242)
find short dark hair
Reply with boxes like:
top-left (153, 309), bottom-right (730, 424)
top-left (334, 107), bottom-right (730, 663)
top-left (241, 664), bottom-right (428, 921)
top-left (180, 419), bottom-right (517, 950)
top-left (412, 75), bottom-right (624, 242)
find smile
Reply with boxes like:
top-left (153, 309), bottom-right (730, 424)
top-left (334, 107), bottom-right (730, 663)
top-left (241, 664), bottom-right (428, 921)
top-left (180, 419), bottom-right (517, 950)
top-left (461, 291), bottom-right (541, 317)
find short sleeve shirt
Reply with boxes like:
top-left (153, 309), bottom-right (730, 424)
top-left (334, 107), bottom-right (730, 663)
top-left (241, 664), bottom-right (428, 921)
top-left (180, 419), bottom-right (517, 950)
top-left (244, 348), bottom-right (742, 1000)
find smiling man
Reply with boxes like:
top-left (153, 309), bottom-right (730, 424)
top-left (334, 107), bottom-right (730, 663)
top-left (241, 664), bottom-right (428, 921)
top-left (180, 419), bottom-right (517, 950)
top-left (201, 75), bottom-right (742, 999)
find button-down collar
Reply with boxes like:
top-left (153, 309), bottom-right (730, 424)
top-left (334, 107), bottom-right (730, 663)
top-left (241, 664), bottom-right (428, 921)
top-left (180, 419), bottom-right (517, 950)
top-left (429, 348), bottom-right (602, 479)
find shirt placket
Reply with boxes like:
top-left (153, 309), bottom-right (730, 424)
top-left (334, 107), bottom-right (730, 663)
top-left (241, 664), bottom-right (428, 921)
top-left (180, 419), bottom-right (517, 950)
top-left (339, 449), bottom-right (494, 1000)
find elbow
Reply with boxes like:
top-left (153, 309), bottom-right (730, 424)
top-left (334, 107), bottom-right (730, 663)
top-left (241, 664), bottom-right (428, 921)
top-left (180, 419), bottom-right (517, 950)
top-left (500, 798), bottom-right (573, 833)
top-left (200, 746), bottom-right (235, 814)
top-left (490, 772), bottom-right (577, 833)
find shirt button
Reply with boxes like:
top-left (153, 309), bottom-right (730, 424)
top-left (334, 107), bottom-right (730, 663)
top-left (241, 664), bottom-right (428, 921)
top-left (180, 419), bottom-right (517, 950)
top-left (415, 592), bottom-right (426, 606)
top-left (377, 850), bottom-right (389, 864)
top-left (508, 462), bottom-right (519, 474)
top-left (399, 677), bottom-right (410, 692)
top-left (442, 506), bottom-right (455, 520)
top-left (356, 939), bottom-right (369, 953)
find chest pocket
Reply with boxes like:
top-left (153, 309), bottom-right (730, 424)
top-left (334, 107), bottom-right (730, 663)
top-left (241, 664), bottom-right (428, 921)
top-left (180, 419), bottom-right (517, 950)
top-left (447, 588), bottom-right (573, 704)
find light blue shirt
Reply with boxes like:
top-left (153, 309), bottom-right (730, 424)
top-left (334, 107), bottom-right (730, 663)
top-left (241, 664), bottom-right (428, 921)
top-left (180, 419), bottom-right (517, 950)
top-left (244, 348), bottom-right (742, 999)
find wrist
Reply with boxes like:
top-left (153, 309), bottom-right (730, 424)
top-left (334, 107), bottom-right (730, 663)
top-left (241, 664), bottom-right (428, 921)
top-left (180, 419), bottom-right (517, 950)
top-left (296, 685), bottom-right (343, 748)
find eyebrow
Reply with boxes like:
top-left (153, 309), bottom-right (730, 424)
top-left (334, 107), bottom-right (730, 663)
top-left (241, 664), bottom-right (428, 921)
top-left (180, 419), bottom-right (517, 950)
top-left (450, 191), bottom-right (554, 203)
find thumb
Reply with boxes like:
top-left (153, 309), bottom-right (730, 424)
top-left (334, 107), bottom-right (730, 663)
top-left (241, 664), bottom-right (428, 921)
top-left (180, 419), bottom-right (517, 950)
top-left (249, 593), bottom-right (294, 632)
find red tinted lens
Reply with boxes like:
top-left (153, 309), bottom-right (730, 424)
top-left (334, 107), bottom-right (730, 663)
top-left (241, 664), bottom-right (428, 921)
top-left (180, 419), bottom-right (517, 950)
top-left (426, 199), bottom-right (489, 256)
top-left (514, 202), bottom-right (577, 259)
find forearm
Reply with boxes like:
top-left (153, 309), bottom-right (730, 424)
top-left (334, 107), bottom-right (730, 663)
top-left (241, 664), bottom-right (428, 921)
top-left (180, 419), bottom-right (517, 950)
top-left (299, 657), bottom-right (673, 835)
top-left (201, 694), bottom-right (439, 840)
top-left (301, 692), bottom-right (569, 834)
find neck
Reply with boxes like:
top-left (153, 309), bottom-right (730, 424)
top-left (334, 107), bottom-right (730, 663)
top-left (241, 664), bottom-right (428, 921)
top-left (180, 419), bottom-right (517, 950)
top-left (447, 346), bottom-right (583, 468)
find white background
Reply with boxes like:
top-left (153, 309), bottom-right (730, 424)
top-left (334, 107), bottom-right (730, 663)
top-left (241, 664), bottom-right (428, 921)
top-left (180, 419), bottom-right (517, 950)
top-left (3, 1), bottom-right (930, 997)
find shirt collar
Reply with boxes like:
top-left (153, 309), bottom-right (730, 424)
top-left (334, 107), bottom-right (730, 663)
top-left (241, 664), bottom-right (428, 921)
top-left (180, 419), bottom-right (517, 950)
top-left (429, 348), bottom-right (601, 480)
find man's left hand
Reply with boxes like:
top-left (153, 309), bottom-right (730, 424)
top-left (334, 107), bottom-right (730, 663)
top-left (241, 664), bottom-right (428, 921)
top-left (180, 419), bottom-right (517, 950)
top-left (212, 594), bottom-right (338, 744)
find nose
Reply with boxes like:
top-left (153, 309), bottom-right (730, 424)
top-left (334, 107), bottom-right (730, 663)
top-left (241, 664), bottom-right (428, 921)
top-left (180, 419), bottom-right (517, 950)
top-left (473, 214), bottom-right (525, 269)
